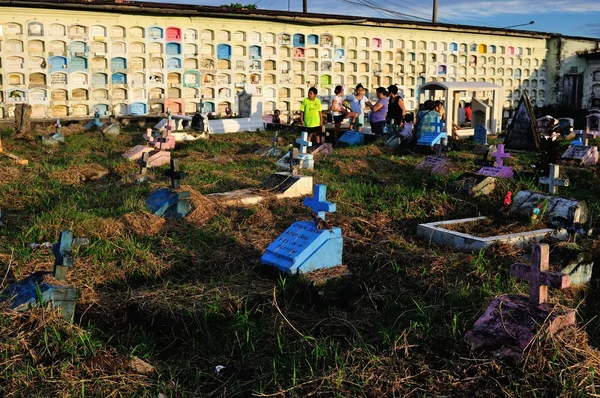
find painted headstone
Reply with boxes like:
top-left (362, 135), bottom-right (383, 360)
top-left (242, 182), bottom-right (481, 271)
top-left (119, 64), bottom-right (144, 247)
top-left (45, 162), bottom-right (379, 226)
top-left (42, 118), bottom-right (65, 145)
top-left (476, 144), bottom-right (513, 178)
top-left (261, 184), bottom-right (343, 274)
top-left (337, 131), bottom-right (364, 147)
top-left (84, 108), bottom-right (103, 129)
top-left (311, 143), bottom-right (333, 158)
top-left (505, 94), bottom-right (541, 151)
top-left (0, 230), bottom-right (85, 322)
top-left (123, 145), bottom-right (153, 161)
top-left (464, 244), bottom-right (574, 358)
top-left (473, 125), bottom-right (487, 145)
top-left (561, 144), bottom-right (599, 166)
top-left (417, 117), bottom-right (446, 147)
top-left (539, 164), bottom-right (569, 194)
top-left (146, 158), bottom-right (192, 219)
top-left (296, 131), bottom-right (315, 170)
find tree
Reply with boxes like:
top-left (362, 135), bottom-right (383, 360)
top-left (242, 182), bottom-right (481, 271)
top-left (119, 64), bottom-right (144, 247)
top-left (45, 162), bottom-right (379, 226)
top-left (220, 3), bottom-right (257, 9)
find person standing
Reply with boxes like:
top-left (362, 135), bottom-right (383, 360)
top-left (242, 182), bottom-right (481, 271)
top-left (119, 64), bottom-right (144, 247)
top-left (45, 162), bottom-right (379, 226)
top-left (300, 87), bottom-right (323, 144)
top-left (346, 83), bottom-right (367, 132)
top-left (366, 87), bottom-right (389, 137)
top-left (386, 85), bottom-right (406, 134)
top-left (331, 85), bottom-right (358, 142)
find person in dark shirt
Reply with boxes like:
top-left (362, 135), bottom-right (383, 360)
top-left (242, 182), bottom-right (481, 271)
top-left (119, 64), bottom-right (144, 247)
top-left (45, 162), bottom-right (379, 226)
top-left (272, 109), bottom-right (281, 124)
top-left (386, 85), bottom-right (406, 133)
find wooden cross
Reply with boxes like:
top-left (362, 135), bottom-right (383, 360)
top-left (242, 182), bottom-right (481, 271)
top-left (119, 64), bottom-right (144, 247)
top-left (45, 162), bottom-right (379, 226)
top-left (539, 164), bottom-right (569, 194)
top-left (139, 152), bottom-right (149, 175)
top-left (52, 230), bottom-right (74, 281)
top-left (271, 131), bottom-right (279, 148)
top-left (493, 144), bottom-right (510, 168)
top-left (168, 158), bottom-right (182, 189)
top-left (296, 131), bottom-right (313, 154)
top-left (288, 147), bottom-right (295, 175)
top-left (303, 184), bottom-right (336, 222)
top-left (510, 244), bottom-right (570, 305)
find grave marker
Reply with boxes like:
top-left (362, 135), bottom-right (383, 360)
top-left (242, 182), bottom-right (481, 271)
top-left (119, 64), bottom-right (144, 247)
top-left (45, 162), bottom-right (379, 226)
top-left (476, 144), bottom-right (513, 178)
top-left (337, 131), bottom-right (364, 146)
top-left (417, 117), bottom-right (446, 147)
top-left (146, 158), bottom-right (192, 219)
top-left (473, 125), bottom-right (487, 145)
top-left (261, 184), bottom-right (343, 274)
top-left (42, 118), bottom-right (65, 145)
top-left (561, 144), bottom-right (599, 166)
top-left (505, 94), bottom-right (541, 151)
top-left (539, 164), bottom-right (569, 194)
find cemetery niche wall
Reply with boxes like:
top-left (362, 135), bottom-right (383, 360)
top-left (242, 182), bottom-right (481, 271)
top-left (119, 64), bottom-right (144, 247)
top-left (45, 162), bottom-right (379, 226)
top-left (0, 0), bottom-right (596, 121)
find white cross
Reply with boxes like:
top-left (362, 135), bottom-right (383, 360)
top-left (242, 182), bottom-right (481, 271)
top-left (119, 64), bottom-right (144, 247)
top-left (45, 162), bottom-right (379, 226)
top-left (296, 131), bottom-right (313, 154)
top-left (539, 164), bottom-right (569, 194)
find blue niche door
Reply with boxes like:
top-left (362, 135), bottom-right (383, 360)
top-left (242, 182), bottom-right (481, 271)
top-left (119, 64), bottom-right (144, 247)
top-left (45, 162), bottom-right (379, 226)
top-left (217, 44), bottom-right (231, 60)
top-left (70, 57), bottom-right (88, 72)
top-left (112, 73), bottom-right (127, 85)
top-left (249, 45), bottom-right (262, 59)
top-left (307, 34), bottom-right (318, 45)
top-left (48, 56), bottom-right (68, 71)
top-left (111, 57), bottom-right (127, 72)
top-left (293, 34), bottom-right (305, 48)
top-left (166, 42), bottom-right (181, 55)
top-left (167, 57), bottom-right (182, 70)
top-left (129, 102), bottom-right (147, 115)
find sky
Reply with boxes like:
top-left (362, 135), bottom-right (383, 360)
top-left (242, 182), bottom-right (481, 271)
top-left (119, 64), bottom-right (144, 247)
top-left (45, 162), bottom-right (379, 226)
top-left (138, 0), bottom-right (600, 39)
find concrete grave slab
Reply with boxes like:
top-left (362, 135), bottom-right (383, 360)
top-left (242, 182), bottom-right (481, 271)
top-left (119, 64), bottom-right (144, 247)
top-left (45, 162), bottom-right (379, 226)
top-left (511, 190), bottom-right (588, 227)
top-left (147, 151), bottom-right (171, 168)
top-left (417, 216), bottom-right (567, 251)
top-left (146, 188), bottom-right (192, 218)
top-left (452, 173), bottom-right (496, 197)
top-left (124, 145), bottom-right (154, 161)
top-left (311, 143), bottom-right (333, 158)
top-left (337, 131), bottom-right (364, 147)
top-left (206, 172), bottom-right (313, 206)
top-left (561, 145), bottom-right (599, 166)
top-left (416, 156), bottom-right (450, 175)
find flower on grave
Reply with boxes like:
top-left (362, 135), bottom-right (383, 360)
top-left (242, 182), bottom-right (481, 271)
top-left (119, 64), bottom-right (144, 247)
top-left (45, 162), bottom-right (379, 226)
top-left (503, 191), bottom-right (512, 212)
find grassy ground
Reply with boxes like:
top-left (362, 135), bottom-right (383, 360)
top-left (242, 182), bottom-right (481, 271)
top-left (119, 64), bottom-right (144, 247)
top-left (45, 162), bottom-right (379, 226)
top-left (1, 123), bottom-right (599, 397)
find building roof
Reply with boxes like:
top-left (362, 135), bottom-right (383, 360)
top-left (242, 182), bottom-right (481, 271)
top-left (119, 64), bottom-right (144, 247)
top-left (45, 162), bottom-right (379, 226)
top-left (1, 0), bottom-right (598, 42)
top-left (418, 82), bottom-right (502, 92)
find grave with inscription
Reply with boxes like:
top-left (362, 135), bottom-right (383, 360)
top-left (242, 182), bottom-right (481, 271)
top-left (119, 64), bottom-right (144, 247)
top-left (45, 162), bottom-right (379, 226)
top-left (464, 244), bottom-right (574, 358)
top-left (416, 139), bottom-right (451, 175)
top-left (476, 144), bottom-right (513, 178)
top-left (0, 230), bottom-right (87, 323)
top-left (261, 184), bottom-right (343, 274)
top-left (255, 131), bottom-right (284, 157)
top-left (277, 132), bottom-right (314, 171)
top-left (42, 119), bottom-right (65, 145)
top-left (416, 117), bottom-right (447, 148)
top-left (473, 125), bottom-right (487, 145)
top-left (337, 130), bottom-right (364, 147)
top-left (561, 136), bottom-right (599, 166)
top-left (146, 158), bottom-right (192, 219)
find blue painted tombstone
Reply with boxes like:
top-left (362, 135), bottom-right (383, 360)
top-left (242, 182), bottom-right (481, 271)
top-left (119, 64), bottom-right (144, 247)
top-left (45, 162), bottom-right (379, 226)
top-left (449, 42), bottom-right (458, 52)
top-left (249, 45), bottom-right (262, 59)
top-left (112, 73), bottom-right (127, 84)
top-left (148, 26), bottom-right (164, 41)
top-left (42, 118), bottom-right (65, 145)
top-left (217, 44), bottom-right (232, 60)
top-left (84, 108), bottom-right (103, 129)
top-left (203, 102), bottom-right (215, 113)
top-left (307, 34), bottom-right (319, 45)
top-left (70, 56), bottom-right (88, 71)
top-left (417, 117), bottom-right (447, 147)
top-left (166, 42), bottom-right (181, 55)
top-left (293, 33), bottom-right (305, 48)
top-left (337, 131), bottom-right (364, 147)
top-left (438, 65), bottom-right (447, 74)
top-left (166, 57), bottom-right (182, 70)
top-left (111, 57), bottom-right (127, 71)
top-left (571, 136), bottom-right (584, 146)
top-left (474, 125), bottom-right (488, 145)
top-left (130, 102), bottom-right (147, 115)
top-left (146, 158), bottom-right (192, 219)
top-left (261, 184), bottom-right (343, 274)
top-left (48, 56), bottom-right (68, 71)
top-left (0, 230), bottom-right (81, 322)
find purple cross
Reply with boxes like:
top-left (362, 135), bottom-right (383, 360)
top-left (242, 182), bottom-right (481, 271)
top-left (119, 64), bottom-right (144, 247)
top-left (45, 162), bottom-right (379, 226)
top-left (510, 244), bottom-right (570, 305)
top-left (303, 184), bottom-right (336, 222)
top-left (493, 144), bottom-right (510, 168)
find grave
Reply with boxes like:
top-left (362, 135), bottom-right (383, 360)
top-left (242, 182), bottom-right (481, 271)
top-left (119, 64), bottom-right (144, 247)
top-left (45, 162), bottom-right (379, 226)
top-left (0, 231), bottom-right (86, 322)
top-left (100, 117), bottom-right (121, 136)
top-left (42, 119), bottom-right (65, 145)
top-left (146, 158), bottom-right (192, 219)
top-left (539, 164), bottom-right (568, 194)
top-left (464, 244), bottom-right (574, 358)
top-left (123, 145), bottom-right (154, 161)
top-left (451, 172), bottom-right (496, 197)
top-left (337, 130), bottom-right (364, 147)
top-left (473, 125), bottom-right (487, 145)
top-left (416, 139), bottom-right (451, 175)
top-left (277, 132), bottom-right (314, 171)
top-left (255, 131), bottom-right (284, 157)
top-left (416, 117), bottom-right (447, 148)
top-left (476, 144), bottom-right (513, 178)
top-left (417, 216), bottom-right (567, 251)
top-left (261, 184), bottom-right (343, 274)
top-left (505, 94), bottom-right (541, 151)
top-left (145, 119), bottom-right (176, 150)
top-left (510, 190), bottom-right (588, 228)
top-left (84, 108), bottom-right (103, 129)
top-left (311, 143), bottom-right (333, 158)
top-left (561, 143), bottom-right (599, 166)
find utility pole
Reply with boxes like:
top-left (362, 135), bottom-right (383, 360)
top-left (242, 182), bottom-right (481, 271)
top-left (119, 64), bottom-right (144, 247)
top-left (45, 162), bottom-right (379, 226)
top-left (303, 0), bottom-right (307, 13)
top-left (432, 0), bottom-right (438, 23)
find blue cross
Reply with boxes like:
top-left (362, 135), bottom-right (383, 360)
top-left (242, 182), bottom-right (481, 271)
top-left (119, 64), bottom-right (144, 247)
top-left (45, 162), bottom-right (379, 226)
top-left (296, 131), bottom-right (313, 154)
top-left (432, 117), bottom-right (444, 135)
top-left (303, 184), bottom-right (336, 221)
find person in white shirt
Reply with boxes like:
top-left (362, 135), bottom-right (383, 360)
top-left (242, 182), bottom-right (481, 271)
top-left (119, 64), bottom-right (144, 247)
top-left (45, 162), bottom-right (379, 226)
top-left (330, 85), bottom-right (358, 142)
top-left (400, 113), bottom-right (414, 143)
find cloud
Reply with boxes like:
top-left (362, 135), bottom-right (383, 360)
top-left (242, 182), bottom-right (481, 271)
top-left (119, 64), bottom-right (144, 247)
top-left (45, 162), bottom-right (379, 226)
top-left (439, 0), bottom-right (600, 17)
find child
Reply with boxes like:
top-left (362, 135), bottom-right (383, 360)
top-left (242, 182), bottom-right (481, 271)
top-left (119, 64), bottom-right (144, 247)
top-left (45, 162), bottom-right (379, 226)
top-left (400, 113), bottom-right (414, 143)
